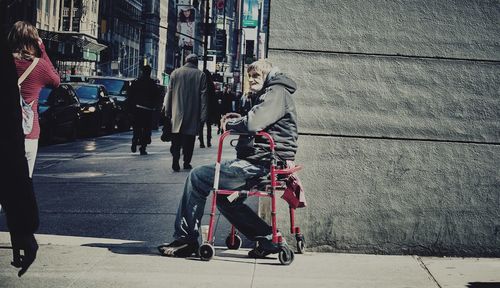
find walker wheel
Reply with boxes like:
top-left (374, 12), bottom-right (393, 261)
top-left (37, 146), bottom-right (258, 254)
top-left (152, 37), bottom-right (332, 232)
top-left (199, 244), bottom-right (215, 261)
top-left (278, 246), bottom-right (294, 265)
top-left (296, 235), bottom-right (306, 254)
top-left (225, 235), bottom-right (242, 250)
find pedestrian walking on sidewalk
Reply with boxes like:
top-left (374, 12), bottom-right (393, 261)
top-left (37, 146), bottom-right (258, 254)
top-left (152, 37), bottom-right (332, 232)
top-left (158, 59), bottom-right (299, 258)
top-left (164, 53), bottom-right (207, 171)
top-left (221, 84), bottom-right (234, 115)
top-left (198, 69), bottom-right (216, 148)
top-left (8, 21), bottom-right (60, 177)
top-left (128, 65), bottom-right (161, 155)
top-left (0, 30), bottom-right (39, 277)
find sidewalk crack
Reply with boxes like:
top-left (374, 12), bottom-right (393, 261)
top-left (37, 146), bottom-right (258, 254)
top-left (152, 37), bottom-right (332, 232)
top-left (414, 255), bottom-right (442, 288)
top-left (250, 259), bottom-right (257, 288)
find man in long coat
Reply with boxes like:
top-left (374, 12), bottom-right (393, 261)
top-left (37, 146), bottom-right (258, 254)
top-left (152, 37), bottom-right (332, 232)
top-left (165, 54), bottom-right (207, 171)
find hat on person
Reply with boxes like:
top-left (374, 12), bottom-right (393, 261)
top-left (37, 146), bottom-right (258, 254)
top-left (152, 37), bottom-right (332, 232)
top-left (186, 53), bottom-right (198, 64)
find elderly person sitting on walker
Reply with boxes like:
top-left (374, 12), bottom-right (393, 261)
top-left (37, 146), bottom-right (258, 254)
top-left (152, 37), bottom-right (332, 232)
top-left (158, 59), bottom-right (299, 258)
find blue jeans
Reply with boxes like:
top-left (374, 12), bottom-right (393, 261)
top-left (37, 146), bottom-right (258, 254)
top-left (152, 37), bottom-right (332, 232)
top-left (173, 159), bottom-right (272, 242)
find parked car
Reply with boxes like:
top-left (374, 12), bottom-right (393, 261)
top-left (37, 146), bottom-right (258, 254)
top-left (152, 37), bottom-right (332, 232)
top-left (38, 83), bottom-right (81, 143)
top-left (87, 76), bottom-right (134, 131)
top-left (70, 82), bottom-right (117, 135)
top-left (62, 74), bottom-right (88, 83)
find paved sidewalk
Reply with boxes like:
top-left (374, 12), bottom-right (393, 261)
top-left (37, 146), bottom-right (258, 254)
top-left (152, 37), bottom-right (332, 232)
top-left (1, 232), bottom-right (500, 288)
top-left (1, 131), bottom-right (499, 287)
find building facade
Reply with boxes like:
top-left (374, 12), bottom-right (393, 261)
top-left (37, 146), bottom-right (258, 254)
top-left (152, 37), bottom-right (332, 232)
top-left (54, 0), bottom-right (105, 77)
top-left (0, 0), bottom-right (37, 34)
top-left (141, 0), bottom-right (161, 79)
top-left (269, 0), bottom-right (500, 257)
top-left (98, 0), bottom-right (142, 77)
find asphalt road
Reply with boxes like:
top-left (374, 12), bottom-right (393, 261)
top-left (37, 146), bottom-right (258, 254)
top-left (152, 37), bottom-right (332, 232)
top-left (1, 129), bottom-right (255, 249)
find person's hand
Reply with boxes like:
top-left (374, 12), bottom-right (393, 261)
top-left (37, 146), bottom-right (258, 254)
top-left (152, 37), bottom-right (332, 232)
top-left (224, 112), bottom-right (241, 119)
top-left (220, 113), bottom-right (241, 132)
top-left (220, 115), bottom-right (227, 132)
top-left (10, 234), bottom-right (38, 277)
top-left (37, 37), bottom-right (43, 47)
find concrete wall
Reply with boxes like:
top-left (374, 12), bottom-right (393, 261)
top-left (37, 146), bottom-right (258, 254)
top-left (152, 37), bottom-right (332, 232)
top-left (269, 0), bottom-right (500, 256)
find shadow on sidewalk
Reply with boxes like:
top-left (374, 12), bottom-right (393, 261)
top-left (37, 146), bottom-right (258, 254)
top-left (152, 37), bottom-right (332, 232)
top-left (467, 283), bottom-right (500, 288)
top-left (82, 242), bottom-right (158, 256)
top-left (82, 242), bottom-right (284, 265)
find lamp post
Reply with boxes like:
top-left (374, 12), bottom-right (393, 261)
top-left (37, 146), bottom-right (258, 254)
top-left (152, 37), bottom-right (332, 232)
top-left (256, 0), bottom-right (262, 59)
top-left (202, 0), bottom-right (210, 72)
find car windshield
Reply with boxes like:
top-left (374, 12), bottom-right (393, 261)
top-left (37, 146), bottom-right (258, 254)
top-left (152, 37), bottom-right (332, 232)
top-left (75, 86), bottom-right (98, 100)
top-left (69, 76), bottom-right (86, 82)
top-left (38, 87), bottom-right (53, 105)
top-left (90, 79), bottom-right (126, 96)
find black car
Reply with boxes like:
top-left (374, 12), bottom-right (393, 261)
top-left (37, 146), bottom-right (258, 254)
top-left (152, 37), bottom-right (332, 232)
top-left (71, 83), bottom-right (117, 135)
top-left (88, 76), bottom-right (134, 131)
top-left (38, 84), bottom-right (81, 143)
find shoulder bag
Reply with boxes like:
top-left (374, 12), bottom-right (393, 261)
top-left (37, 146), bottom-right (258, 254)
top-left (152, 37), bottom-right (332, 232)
top-left (18, 57), bottom-right (40, 135)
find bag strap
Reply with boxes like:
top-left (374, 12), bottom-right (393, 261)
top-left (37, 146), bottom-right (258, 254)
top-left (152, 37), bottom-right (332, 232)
top-left (18, 57), bottom-right (40, 86)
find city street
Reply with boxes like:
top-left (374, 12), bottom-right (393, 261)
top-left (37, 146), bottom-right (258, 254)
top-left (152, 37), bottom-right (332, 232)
top-left (1, 129), bottom-right (253, 248)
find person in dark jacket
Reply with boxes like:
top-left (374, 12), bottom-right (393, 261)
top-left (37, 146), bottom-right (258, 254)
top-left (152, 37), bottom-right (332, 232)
top-left (0, 31), bottom-right (39, 277)
top-left (158, 59), bottom-right (298, 258)
top-left (198, 69), bottom-right (216, 148)
top-left (128, 65), bottom-right (160, 155)
top-left (221, 84), bottom-right (234, 115)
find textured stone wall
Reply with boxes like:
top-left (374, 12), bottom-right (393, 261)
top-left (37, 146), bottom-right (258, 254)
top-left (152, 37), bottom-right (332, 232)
top-left (269, 0), bottom-right (500, 256)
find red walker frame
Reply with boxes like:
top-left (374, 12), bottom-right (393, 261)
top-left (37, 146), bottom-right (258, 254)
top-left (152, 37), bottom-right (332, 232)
top-left (198, 131), bottom-right (304, 265)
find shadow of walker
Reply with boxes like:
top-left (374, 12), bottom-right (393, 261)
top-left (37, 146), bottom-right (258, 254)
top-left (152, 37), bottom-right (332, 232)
top-left (81, 242), bottom-right (281, 265)
top-left (82, 242), bottom-right (158, 256)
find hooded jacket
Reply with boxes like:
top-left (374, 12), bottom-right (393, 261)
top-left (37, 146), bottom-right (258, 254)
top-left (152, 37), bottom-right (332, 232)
top-left (226, 68), bottom-right (298, 166)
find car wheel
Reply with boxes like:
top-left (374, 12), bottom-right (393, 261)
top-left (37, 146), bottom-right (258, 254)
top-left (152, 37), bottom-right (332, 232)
top-left (93, 118), bottom-right (102, 136)
top-left (105, 116), bottom-right (116, 133)
top-left (67, 121), bottom-right (78, 141)
top-left (117, 120), bottom-right (130, 132)
top-left (40, 126), bottom-right (53, 145)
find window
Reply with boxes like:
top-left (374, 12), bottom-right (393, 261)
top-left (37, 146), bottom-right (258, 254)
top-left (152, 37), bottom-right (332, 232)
top-left (45, 0), bottom-right (50, 13)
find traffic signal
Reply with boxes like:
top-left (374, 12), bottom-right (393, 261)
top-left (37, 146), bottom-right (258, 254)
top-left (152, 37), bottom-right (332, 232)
top-left (245, 40), bottom-right (254, 64)
top-left (199, 22), bottom-right (216, 36)
top-left (215, 29), bottom-right (227, 61)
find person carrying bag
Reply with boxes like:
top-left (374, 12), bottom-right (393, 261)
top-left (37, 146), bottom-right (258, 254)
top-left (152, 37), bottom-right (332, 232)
top-left (18, 57), bottom-right (39, 135)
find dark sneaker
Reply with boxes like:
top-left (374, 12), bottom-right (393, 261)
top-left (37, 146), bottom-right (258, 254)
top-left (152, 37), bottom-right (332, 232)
top-left (247, 239), bottom-right (280, 259)
top-left (10, 234), bottom-right (38, 277)
top-left (139, 148), bottom-right (147, 155)
top-left (200, 143), bottom-right (205, 148)
top-left (172, 162), bottom-right (180, 172)
top-left (158, 240), bottom-right (199, 258)
top-left (183, 163), bottom-right (192, 170)
top-left (207, 142), bottom-right (212, 147)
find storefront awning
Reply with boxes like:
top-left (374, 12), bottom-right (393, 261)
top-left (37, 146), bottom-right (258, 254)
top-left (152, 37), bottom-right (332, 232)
top-left (39, 30), bottom-right (107, 53)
